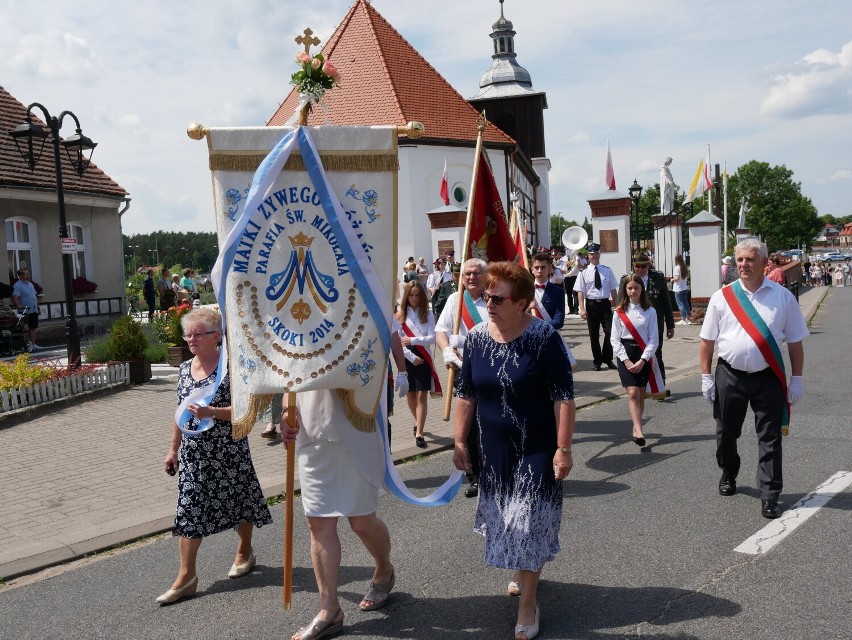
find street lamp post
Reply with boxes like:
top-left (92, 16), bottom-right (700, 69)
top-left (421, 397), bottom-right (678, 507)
top-left (628, 179), bottom-right (643, 254)
top-left (9, 103), bottom-right (97, 369)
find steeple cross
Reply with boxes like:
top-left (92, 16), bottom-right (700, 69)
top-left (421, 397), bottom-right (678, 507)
top-left (295, 28), bottom-right (320, 55)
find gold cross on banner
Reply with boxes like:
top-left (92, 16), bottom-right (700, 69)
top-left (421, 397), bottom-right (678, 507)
top-left (295, 27), bottom-right (320, 55)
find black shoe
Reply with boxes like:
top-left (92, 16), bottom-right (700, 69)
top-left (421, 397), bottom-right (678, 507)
top-left (593, 364), bottom-right (602, 371)
top-left (605, 360), bottom-right (617, 370)
top-left (761, 499), bottom-right (782, 519)
top-left (415, 436), bottom-right (426, 448)
top-left (632, 436), bottom-right (646, 447)
top-left (464, 481), bottom-right (478, 498)
top-left (718, 474), bottom-right (737, 496)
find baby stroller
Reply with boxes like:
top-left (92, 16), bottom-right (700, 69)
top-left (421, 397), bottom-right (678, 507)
top-left (0, 307), bottom-right (31, 357)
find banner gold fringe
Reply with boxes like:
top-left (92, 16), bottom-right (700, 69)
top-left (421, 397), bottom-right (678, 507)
top-left (210, 153), bottom-right (398, 173)
top-left (231, 393), bottom-right (275, 440)
top-left (336, 389), bottom-right (377, 433)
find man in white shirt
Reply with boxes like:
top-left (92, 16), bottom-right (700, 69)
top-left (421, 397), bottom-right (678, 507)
top-left (573, 244), bottom-right (618, 370)
top-left (435, 258), bottom-right (487, 497)
top-left (699, 238), bottom-right (808, 519)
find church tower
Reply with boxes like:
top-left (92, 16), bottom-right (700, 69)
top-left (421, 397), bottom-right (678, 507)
top-left (468, 0), bottom-right (551, 248)
top-left (468, 0), bottom-right (548, 161)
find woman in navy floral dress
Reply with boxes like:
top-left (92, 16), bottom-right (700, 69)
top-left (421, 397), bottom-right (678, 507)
top-left (454, 262), bottom-right (576, 640)
top-left (158, 307), bottom-right (271, 605)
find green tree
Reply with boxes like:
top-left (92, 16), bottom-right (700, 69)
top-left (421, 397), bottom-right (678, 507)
top-left (550, 214), bottom-right (582, 247)
top-left (726, 161), bottom-right (821, 251)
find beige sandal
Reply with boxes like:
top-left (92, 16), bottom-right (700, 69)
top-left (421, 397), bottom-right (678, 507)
top-left (359, 570), bottom-right (395, 611)
top-left (292, 608), bottom-right (344, 640)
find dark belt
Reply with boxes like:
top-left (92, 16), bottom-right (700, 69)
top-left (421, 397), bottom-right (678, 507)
top-left (622, 339), bottom-right (638, 345)
top-left (586, 299), bottom-right (610, 304)
top-left (718, 358), bottom-right (768, 375)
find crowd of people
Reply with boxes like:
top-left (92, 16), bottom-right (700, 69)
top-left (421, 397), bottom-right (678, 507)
top-left (158, 238), bottom-right (813, 640)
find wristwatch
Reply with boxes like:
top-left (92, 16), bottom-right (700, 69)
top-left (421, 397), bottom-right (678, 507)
top-left (556, 446), bottom-right (571, 454)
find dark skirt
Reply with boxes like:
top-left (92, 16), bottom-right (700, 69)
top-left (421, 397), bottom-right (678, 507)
top-left (617, 340), bottom-right (652, 388)
top-left (405, 358), bottom-right (434, 392)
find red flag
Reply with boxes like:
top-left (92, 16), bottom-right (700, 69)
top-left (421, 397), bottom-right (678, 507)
top-left (605, 140), bottom-right (616, 190)
top-left (440, 158), bottom-right (449, 205)
top-left (468, 151), bottom-right (518, 262)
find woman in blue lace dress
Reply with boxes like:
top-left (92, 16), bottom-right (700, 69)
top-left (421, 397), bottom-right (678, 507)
top-left (453, 261), bottom-right (576, 640)
top-left (158, 307), bottom-right (272, 605)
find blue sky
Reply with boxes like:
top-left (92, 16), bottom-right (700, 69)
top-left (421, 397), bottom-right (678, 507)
top-left (2, 0), bottom-right (850, 235)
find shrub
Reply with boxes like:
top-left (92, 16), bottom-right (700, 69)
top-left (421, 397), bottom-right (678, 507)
top-left (151, 303), bottom-right (192, 346)
top-left (83, 335), bottom-right (112, 364)
top-left (106, 316), bottom-right (148, 360)
top-left (0, 354), bottom-right (102, 393)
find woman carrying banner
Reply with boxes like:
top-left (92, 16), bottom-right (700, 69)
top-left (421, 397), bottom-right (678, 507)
top-left (158, 307), bottom-right (272, 605)
top-left (281, 330), bottom-right (409, 640)
top-left (452, 261), bottom-right (575, 640)
top-left (396, 280), bottom-right (440, 448)
top-left (610, 275), bottom-right (658, 448)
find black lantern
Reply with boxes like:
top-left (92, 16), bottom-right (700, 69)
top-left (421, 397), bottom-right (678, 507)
top-left (628, 179), bottom-right (643, 253)
top-left (8, 103), bottom-right (99, 368)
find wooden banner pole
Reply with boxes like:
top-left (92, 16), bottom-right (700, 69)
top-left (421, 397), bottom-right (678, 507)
top-left (283, 392), bottom-right (297, 610)
top-left (442, 111), bottom-right (487, 421)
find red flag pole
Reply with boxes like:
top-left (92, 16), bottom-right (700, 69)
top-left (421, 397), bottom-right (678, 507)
top-left (442, 111), bottom-right (487, 422)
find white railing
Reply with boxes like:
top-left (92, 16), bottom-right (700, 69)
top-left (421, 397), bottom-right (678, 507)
top-left (0, 362), bottom-right (130, 414)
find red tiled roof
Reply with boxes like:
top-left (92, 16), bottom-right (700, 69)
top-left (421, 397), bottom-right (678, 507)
top-left (0, 85), bottom-right (127, 198)
top-left (267, 0), bottom-right (515, 147)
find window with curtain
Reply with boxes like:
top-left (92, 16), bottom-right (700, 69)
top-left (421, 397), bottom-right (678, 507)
top-left (6, 218), bottom-right (36, 282)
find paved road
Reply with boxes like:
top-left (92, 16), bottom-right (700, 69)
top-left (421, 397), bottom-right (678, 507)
top-left (1, 286), bottom-right (849, 639)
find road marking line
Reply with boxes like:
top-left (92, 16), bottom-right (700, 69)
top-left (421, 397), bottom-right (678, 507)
top-left (734, 470), bottom-right (852, 555)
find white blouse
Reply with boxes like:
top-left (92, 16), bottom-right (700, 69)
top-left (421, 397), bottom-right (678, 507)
top-left (398, 307), bottom-right (436, 362)
top-left (610, 303), bottom-right (659, 362)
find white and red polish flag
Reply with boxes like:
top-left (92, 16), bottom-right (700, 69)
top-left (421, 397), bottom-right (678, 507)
top-left (605, 141), bottom-right (616, 190)
top-left (440, 158), bottom-right (449, 205)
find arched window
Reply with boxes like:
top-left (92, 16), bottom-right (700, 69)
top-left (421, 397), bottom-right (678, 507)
top-left (67, 223), bottom-right (91, 280)
top-left (5, 217), bottom-right (39, 283)
top-left (499, 38), bottom-right (506, 53)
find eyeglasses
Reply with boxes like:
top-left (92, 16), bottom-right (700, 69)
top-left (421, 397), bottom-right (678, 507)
top-left (184, 330), bottom-right (218, 340)
top-left (482, 292), bottom-right (514, 305)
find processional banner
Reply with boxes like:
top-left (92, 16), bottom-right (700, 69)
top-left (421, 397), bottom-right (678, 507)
top-left (205, 126), bottom-right (398, 435)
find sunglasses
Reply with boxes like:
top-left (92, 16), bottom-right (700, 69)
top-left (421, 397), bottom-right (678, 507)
top-left (482, 292), bottom-right (514, 305)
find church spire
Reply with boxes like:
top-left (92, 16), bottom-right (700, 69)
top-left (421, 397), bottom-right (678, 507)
top-left (472, 0), bottom-right (535, 99)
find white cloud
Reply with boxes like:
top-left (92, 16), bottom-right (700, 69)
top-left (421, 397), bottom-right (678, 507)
top-left (825, 169), bottom-right (852, 183)
top-left (761, 41), bottom-right (852, 118)
top-left (565, 133), bottom-right (591, 145)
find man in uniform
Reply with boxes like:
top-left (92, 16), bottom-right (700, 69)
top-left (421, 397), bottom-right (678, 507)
top-left (699, 238), bottom-right (808, 519)
top-left (620, 251), bottom-right (675, 384)
top-left (573, 243), bottom-right (618, 371)
top-left (436, 258), bottom-right (487, 497)
top-left (432, 262), bottom-right (460, 320)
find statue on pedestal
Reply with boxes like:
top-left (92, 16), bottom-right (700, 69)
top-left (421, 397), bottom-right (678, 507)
top-left (660, 157), bottom-right (675, 216)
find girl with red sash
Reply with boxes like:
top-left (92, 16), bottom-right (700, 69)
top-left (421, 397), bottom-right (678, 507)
top-left (611, 275), bottom-right (659, 447)
top-left (396, 281), bottom-right (441, 448)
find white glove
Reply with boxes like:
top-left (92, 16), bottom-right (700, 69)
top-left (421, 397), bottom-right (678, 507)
top-left (701, 374), bottom-right (715, 403)
top-left (442, 346), bottom-right (463, 369)
top-left (787, 376), bottom-right (804, 406)
top-left (449, 334), bottom-right (466, 350)
top-left (394, 372), bottom-right (409, 398)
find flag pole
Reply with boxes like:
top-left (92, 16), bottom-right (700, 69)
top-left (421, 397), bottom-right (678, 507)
top-left (443, 111), bottom-right (487, 422)
top-left (723, 161), bottom-right (729, 254)
top-left (282, 392), bottom-right (297, 609)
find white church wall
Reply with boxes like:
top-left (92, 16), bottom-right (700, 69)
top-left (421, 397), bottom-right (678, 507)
top-left (397, 144), bottom-right (511, 265)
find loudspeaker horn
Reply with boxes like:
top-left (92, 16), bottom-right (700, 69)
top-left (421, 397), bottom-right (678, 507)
top-left (561, 226), bottom-right (588, 251)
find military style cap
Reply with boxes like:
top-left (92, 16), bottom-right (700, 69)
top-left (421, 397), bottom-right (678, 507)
top-left (632, 251), bottom-right (651, 265)
top-left (586, 243), bottom-right (601, 253)
top-left (450, 262), bottom-right (462, 273)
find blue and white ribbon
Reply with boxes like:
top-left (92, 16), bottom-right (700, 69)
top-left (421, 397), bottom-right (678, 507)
top-left (209, 126), bottom-right (463, 505)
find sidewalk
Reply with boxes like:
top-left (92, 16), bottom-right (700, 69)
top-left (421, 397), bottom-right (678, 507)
top-left (0, 285), bottom-right (828, 579)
